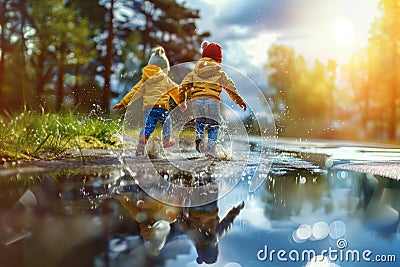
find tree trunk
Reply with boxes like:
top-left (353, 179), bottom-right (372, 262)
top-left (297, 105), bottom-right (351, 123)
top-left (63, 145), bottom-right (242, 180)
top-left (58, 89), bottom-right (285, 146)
top-left (56, 44), bottom-right (65, 112)
top-left (102, 0), bottom-right (114, 115)
top-left (0, 0), bottom-right (6, 108)
top-left (36, 52), bottom-right (45, 109)
top-left (19, 0), bottom-right (29, 106)
top-left (73, 64), bottom-right (80, 108)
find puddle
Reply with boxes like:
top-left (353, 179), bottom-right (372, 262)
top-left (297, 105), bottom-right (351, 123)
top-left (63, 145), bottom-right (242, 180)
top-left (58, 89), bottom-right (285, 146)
top-left (0, 151), bottom-right (400, 267)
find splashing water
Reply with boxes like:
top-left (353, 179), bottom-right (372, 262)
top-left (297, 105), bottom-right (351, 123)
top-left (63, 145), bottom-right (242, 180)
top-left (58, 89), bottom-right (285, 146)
top-left (121, 61), bottom-right (276, 206)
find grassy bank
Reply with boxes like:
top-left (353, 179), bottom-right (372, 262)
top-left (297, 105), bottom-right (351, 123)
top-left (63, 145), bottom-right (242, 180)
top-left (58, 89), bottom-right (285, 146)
top-left (0, 109), bottom-right (123, 161)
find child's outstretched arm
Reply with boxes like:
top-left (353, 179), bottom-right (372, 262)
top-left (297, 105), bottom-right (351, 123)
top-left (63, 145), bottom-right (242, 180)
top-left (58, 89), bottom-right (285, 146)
top-left (224, 89), bottom-right (246, 111)
top-left (112, 79), bottom-right (144, 109)
top-left (178, 86), bottom-right (190, 111)
top-left (170, 86), bottom-right (187, 111)
top-left (166, 78), bottom-right (180, 105)
top-left (178, 74), bottom-right (193, 111)
top-left (219, 73), bottom-right (247, 111)
top-left (162, 77), bottom-right (187, 111)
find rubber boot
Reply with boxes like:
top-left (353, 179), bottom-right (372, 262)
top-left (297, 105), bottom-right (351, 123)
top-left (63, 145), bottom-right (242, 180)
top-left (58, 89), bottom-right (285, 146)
top-left (136, 134), bottom-right (148, 156)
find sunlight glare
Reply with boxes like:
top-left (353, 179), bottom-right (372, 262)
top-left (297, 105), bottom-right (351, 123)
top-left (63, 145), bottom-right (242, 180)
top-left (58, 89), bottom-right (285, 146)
top-left (331, 18), bottom-right (355, 46)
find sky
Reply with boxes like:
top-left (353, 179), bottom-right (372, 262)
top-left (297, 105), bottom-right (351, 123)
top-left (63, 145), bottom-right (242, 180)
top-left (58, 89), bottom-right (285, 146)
top-left (182, 0), bottom-right (380, 73)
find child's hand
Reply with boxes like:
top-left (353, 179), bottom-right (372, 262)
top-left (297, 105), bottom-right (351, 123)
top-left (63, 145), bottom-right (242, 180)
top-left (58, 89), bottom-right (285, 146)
top-left (179, 103), bottom-right (187, 111)
top-left (238, 101), bottom-right (247, 111)
top-left (112, 103), bottom-right (125, 110)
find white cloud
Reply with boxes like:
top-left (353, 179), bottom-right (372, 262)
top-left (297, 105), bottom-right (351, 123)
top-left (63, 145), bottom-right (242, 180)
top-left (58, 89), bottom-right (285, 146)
top-left (222, 31), bottom-right (279, 68)
top-left (182, 0), bottom-right (379, 69)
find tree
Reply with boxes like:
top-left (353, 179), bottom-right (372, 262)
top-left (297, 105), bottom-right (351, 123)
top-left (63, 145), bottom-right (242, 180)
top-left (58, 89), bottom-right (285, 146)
top-left (105, 0), bottom-right (114, 113)
top-left (52, 4), bottom-right (93, 111)
top-left (9, 0), bottom-right (31, 105)
top-left (69, 0), bottom-right (208, 114)
top-left (0, 0), bottom-right (34, 110)
top-left (1, 0), bottom-right (208, 114)
top-left (342, 48), bottom-right (374, 137)
top-left (113, 0), bottom-right (209, 110)
top-left (27, 0), bottom-right (57, 108)
top-left (265, 44), bottom-right (338, 137)
top-left (24, 0), bottom-right (93, 111)
top-left (133, 0), bottom-right (208, 64)
top-left (326, 59), bottom-right (337, 125)
top-left (264, 44), bottom-right (297, 134)
top-left (367, 0), bottom-right (400, 139)
top-left (0, 0), bottom-right (13, 109)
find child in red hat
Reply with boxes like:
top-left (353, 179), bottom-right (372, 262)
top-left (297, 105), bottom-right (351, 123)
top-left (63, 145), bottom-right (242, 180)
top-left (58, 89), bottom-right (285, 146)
top-left (179, 40), bottom-right (246, 157)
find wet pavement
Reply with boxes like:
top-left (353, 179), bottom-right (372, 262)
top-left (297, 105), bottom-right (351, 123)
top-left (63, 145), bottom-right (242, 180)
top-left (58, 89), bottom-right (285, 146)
top-left (0, 138), bottom-right (400, 267)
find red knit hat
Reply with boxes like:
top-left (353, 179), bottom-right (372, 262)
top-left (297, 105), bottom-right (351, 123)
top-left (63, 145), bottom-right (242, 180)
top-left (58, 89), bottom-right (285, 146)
top-left (201, 40), bottom-right (223, 63)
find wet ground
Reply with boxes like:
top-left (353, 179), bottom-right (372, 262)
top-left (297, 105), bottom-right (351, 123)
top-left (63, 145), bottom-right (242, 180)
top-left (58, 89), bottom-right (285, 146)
top-left (1, 139), bottom-right (400, 267)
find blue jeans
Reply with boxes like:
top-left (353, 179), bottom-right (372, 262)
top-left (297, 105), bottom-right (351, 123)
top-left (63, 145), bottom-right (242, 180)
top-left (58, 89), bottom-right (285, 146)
top-left (192, 98), bottom-right (220, 152)
top-left (140, 108), bottom-right (172, 139)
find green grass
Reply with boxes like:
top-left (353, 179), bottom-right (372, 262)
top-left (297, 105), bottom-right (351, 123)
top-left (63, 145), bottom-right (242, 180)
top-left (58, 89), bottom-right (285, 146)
top-left (0, 108), bottom-right (123, 161)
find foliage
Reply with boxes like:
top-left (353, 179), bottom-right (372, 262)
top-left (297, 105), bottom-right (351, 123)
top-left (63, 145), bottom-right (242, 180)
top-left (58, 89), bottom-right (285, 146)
top-left (68, 0), bottom-right (209, 113)
top-left (262, 0), bottom-right (400, 141)
top-left (3, 0), bottom-right (399, 142)
top-left (339, 0), bottom-right (400, 140)
top-left (29, 0), bottom-right (95, 111)
top-left (0, 0), bottom-right (207, 114)
top-left (264, 45), bottom-right (337, 138)
top-left (0, 108), bottom-right (122, 160)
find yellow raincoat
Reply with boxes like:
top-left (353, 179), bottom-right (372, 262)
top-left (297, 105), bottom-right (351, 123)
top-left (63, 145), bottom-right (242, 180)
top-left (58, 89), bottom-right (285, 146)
top-left (179, 57), bottom-right (244, 104)
top-left (119, 65), bottom-right (180, 111)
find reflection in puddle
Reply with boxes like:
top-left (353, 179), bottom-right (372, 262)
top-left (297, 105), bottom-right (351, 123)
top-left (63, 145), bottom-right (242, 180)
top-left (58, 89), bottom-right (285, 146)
top-left (0, 158), bottom-right (400, 266)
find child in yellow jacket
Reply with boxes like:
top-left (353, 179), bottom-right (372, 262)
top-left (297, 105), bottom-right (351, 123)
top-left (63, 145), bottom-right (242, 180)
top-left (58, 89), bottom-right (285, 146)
top-left (113, 46), bottom-right (180, 156)
top-left (179, 41), bottom-right (247, 157)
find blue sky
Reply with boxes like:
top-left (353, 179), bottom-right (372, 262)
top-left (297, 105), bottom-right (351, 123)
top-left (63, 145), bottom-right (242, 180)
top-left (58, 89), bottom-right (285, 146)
top-left (182, 0), bottom-right (379, 73)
